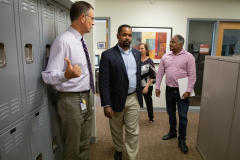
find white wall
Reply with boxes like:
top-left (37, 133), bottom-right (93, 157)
top-left (95, 0), bottom-right (240, 108)
top-left (95, 20), bottom-right (107, 59)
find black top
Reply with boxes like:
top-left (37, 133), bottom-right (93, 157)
top-left (141, 58), bottom-right (156, 87)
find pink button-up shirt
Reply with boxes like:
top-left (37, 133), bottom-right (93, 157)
top-left (156, 49), bottom-right (196, 93)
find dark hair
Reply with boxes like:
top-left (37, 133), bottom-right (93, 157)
top-left (139, 43), bottom-right (149, 56)
top-left (70, 1), bottom-right (94, 22)
top-left (175, 34), bottom-right (185, 45)
top-left (117, 24), bottom-right (132, 35)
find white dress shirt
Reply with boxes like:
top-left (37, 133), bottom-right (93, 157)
top-left (41, 26), bottom-right (91, 92)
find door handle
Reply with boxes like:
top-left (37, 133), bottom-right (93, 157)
top-left (25, 44), bottom-right (34, 64)
top-left (0, 43), bottom-right (7, 68)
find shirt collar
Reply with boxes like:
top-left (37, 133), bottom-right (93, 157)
top-left (117, 44), bottom-right (132, 54)
top-left (170, 49), bottom-right (186, 56)
top-left (68, 26), bottom-right (83, 42)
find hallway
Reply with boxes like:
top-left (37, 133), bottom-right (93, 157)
top-left (89, 94), bottom-right (203, 160)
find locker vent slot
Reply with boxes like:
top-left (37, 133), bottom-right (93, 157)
top-left (4, 136), bottom-right (13, 154)
top-left (36, 89), bottom-right (42, 101)
top-left (0, 102), bottom-right (10, 120)
top-left (62, 12), bottom-right (66, 24)
top-left (29, 91), bottom-right (35, 104)
top-left (11, 98), bottom-right (20, 115)
top-left (25, 44), bottom-right (34, 64)
top-left (58, 10), bottom-right (62, 23)
top-left (52, 136), bottom-right (57, 153)
top-left (49, 5), bottom-right (54, 20)
top-left (35, 153), bottom-right (42, 160)
top-left (32, 118), bottom-right (38, 132)
top-left (58, 10), bottom-right (66, 24)
top-left (15, 130), bottom-right (23, 146)
top-left (22, 0), bottom-right (28, 11)
top-left (1, 0), bottom-right (10, 5)
top-left (38, 115), bottom-right (44, 127)
top-left (29, 0), bottom-right (36, 14)
top-left (0, 43), bottom-right (7, 68)
top-left (10, 128), bottom-right (16, 134)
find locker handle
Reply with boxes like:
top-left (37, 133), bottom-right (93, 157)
top-left (35, 153), bottom-right (42, 160)
top-left (35, 112), bottom-right (39, 117)
top-left (45, 44), bottom-right (51, 62)
top-left (0, 43), bottom-right (7, 68)
top-left (47, 3), bottom-right (50, 6)
top-left (25, 44), bottom-right (34, 64)
top-left (10, 128), bottom-right (16, 134)
top-left (52, 136), bottom-right (58, 153)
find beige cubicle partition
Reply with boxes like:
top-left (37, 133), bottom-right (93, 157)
top-left (197, 56), bottom-right (240, 160)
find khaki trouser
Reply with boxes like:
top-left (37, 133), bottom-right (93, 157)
top-left (110, 92), bottom-right (141, 160)
top-left (57, 92), bottom-right (92, 160)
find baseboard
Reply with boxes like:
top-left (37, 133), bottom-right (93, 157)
top-left (141, 106), bottom-right (200, 112)
top-left (90, 136), bottom-right (97, 144)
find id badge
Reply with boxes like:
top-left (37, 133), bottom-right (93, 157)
top-left (80, 99), bottom-right (87, 111)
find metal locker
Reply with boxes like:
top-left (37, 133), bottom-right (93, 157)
top-left (196, 57), bottom-right (219, 159)
top-left (0, 0), bottom-right (23, 130)
top-left (41, 0), bottom-right (57, 102)
top-left (46, 101), bottom-right (62, 160)
top-left (0, 121), bottom-right (28, 160)
top-left (208, 58), bottom-right (240, 160)
top-left (227, 59), bottom-right (240, 160)
top-left (28, 107), bottom-right (50, 160)
top-left (66, 12), bottom-right (71, 29)
top-left (18, 0), bottom-right (44, 112)
top-left (56, 7), bottom-right (67, 36)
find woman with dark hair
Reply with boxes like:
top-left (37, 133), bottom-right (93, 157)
top-left (139, 43), bottom-right (156, 123)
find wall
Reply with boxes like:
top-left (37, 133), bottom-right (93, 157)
top-left (95, 0), bottom-right (240, 108)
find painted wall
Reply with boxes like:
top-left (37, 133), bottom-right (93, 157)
top-left (95, 0), bottom-right (240, 108)
top-left (95, 21), bottom-right (107, 60)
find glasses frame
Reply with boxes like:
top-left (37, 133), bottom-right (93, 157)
top-left (84, 14), bottom-right (95, 21)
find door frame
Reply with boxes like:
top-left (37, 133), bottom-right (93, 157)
top-left (95, 17), bottom-right (111, 49)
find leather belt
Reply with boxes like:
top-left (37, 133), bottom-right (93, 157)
top-left (68, 90), bottom-right (90, 94)
top-left (127, 91), bottom-right (136, 96)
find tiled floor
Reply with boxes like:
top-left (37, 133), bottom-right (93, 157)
top-left (89, 94), bottom-right (203, 160)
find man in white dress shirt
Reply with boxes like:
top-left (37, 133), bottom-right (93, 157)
top-left (41, 1), bottom-right (95, 160)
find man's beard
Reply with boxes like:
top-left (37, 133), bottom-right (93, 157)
top-left (123, 41), bottom-right (131, 47)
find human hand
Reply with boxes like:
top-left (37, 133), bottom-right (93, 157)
top-left (104, 106), bottom-right (113, 119)
top-left (156, 89), bottom-right (161, 97)
top-left (181, 92), bottom-right (190, 99)
top-left (64, 58), bottom-right (82, 79)
top-left (142, 86), bottom-right (149, 94)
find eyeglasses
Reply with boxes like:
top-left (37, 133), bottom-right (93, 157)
top-left (84, 14), bottom-right (95, 21)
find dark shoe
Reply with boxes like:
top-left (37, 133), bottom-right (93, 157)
top-left (114, 150), bottom-right (122, 160)
top-left (178, 140), bottom-right (188, 152)
top-left (149, 119), bottom-right (154, 123)
top-left (162, 132), bottom-right (177, 140)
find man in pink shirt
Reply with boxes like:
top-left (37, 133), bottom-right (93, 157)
top-left (155, 35), bottom-right (196, 152)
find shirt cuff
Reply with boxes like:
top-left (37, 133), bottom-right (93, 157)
top-left (186, 88), bottom-right (192, 93)
top-left (155, 84), bottom-right (160, 90)
top-left (103, 105), bottom-right (110, 107)
top-left (59, 72), bottom-right (69, 83)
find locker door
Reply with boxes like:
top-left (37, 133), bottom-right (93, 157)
top-left (47, 101), bottom-right (62, 160)
top-left (0, 122), bottom-right (28, 160)
top-left (56, 7), bottom-right (67, 36)
top-left (41, 0), bottom-right (57, 101)
top-left (208, 60), bottom-right (239, 160)
top-left (28, 107), bottom-right (50, 160)
top-left (18, 0), bottom-right (43, 112)
top-left (66, 12), bottom-right (71, 29)
top-left (227, 63), bottom-right (240, 160)
top-left (197, 57), bottom-right (219, 159)
top-left (0, 0), bottom-right (23, 130)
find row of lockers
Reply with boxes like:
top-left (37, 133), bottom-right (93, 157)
top-left (0, 0), bottom-right (70, 130)
top-left (0, 0), bottom-right (70, 159)
top-left (0, 100), bottom-right (62, 160)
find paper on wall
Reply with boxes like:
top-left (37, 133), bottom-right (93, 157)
top-left (178, 77), bottom-right (195, 99)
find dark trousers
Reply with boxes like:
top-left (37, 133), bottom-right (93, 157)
top-left (142, 86), bottom-right (154, 121)
top-left (165, 86), bottom-right (189, 141)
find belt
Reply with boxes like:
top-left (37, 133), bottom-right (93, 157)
top-left (64, 90), bottom-right (90, 94)
top-left (127, 91), bottom-right (136, 96)
top-left (166, 85), bottom-right (178, 89)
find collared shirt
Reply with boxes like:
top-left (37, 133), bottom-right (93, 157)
top-left (156, 49), bottom-right (196, 93)
top-left (41, 26), bottom-right (91, 92)
top-left (117, 45), bottom-right (137, 94)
